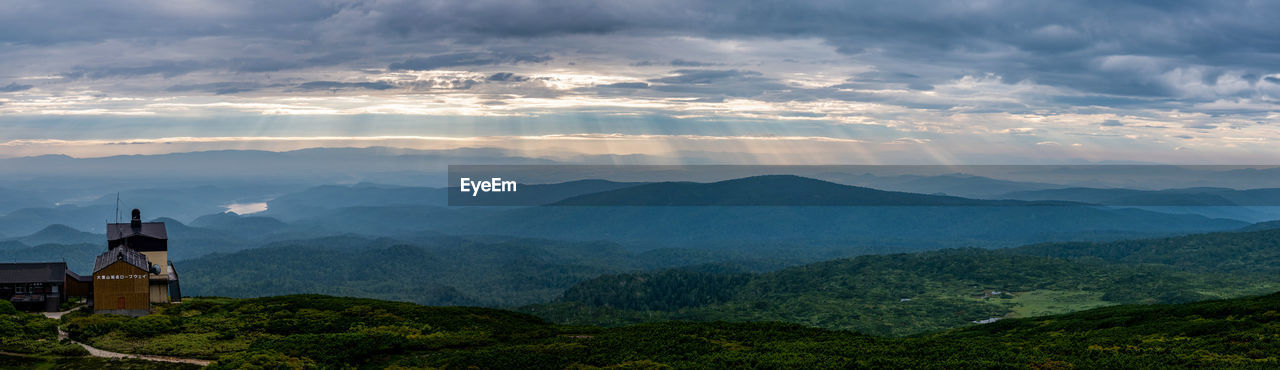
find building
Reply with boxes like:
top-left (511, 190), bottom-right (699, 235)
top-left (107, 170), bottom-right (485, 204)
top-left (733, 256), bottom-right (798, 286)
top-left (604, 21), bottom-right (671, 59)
top-left (92, 246), bottom-right (152, 316)
top-left (107, 209), bottom-right (180, 303)
top-left (2, 208), bottom-right (182, 315)
top-left (65, 269), bottom-right (93, 299)
top-left (0, 262), bottom-right (88, 312)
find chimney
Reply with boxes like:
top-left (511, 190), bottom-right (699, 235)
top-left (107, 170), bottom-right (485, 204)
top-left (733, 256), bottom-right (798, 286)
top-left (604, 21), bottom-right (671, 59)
top-left (130, 208), bottom-right (142, 231)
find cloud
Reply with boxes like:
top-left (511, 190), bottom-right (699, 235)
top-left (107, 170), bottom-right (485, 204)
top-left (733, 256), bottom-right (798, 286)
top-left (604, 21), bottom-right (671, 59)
top-left (600, 82), bottom-right (649, 88)
top-left (167, 82), bottom-right (264, 95)
top-left (65, 60), bottom-right (205, 79)
top-left (5, 1), bottom-right (1280, 162)
top-left (295, 81), bottom-right (396, 91)
top-left (388, 52), bottom-right (551, 71)
top-left (0, 82), bottom-right (34, 92)
top-left (402, 77), bottom-right (482, 90)
top-left (670, 59), bottom-right (718, 67)
top-left (486, 72), bottom-right (528, 82)
top-left (650, 70), bottom-right (763, 85)
top-left (62, 57), bottom-right (337, 79)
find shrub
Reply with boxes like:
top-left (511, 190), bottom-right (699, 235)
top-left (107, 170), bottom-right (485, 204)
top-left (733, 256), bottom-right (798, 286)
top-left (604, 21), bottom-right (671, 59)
top-left (47, 340), bottom-right (90, 356)
top-left (0, 300), bottom-right (16, 314)
top-left (0, 319), bottom-right (21, 337)
top-left (121, 315), bottom-right (180, 338)
top-left (22, 317), bottom-right (58, 339)
top-left (210, 350), bottom-right (317, 370)
top-left (63, 314), bottom-right (131, 339)
top-left (251, 332), bottom-right (406, 365)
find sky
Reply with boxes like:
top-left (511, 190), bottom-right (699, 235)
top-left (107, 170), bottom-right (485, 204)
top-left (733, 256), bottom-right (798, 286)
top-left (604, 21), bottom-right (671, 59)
top-left (1, 0), bottom-right (1279, 163)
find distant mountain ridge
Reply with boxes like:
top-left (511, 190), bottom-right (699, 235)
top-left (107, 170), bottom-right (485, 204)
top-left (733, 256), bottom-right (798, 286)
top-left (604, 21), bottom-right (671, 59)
top-left (999, 186), bottom-right (1280, 206)
top-left (5, 224), bottom-right (100, 246)
top-left (551, 175), bottom-right (1071, 206)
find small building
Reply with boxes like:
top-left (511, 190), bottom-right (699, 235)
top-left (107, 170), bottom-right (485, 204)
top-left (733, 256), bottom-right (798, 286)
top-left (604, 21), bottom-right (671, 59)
top-left (0, 262), bottom-right (82, 312)
top-left (107, 209), bottom-right (180, 304)
top-left (65, 269), bottom-right (93, 299)
top-left (92, 246), bottom-right (152, 316)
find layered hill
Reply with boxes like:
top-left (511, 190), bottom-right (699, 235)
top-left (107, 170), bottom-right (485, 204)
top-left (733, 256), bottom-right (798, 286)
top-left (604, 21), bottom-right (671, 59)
top-left (457, 176), bottom-right (1247, 247)
top-left (549, 175), bottom-right (1043, 206)
top-left (177, 235), bottom-right (784, 307)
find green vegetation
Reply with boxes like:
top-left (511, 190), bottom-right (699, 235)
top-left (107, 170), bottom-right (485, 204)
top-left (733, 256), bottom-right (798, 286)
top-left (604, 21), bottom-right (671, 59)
top-left (526, 248), bottom-right (1277, 336)
top-left (58, 292), bottom-right (1280, 368)
top-left (0, 300), bottom-right (87, 357)
top-left (0, 353), bottom-right (198, 370)
top-left (1002, 289), bottom-right (1111, 318)
top-left (180, 236), bottom-right (787, 307)
top-left (1012, 228), bottom-right (1280, 275)
top-left (62, 295), bottom-right (552, 364)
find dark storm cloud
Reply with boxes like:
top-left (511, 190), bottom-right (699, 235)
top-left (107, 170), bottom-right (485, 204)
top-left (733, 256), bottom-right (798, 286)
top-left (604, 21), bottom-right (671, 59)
top-left (0, 82), bottom-right (34, 92)
top-left (388, 52), bottom-right (551, 71)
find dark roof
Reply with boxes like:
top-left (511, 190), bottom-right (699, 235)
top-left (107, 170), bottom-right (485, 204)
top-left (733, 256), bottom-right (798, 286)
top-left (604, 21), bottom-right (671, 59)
top-left (0, 262), bottom-right (67, 284)
top-left (94, 246), bottom-right (151, 274)
top-left (65, 269), bottom-right (91, 283)
top-left (106, 222), bottom-right (167, 241)
top-left (167, 261), bottom-right (179, 281)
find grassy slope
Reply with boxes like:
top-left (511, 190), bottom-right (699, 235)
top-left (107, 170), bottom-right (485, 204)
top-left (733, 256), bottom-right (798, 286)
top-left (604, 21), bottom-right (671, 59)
top-left (61, 292), bottom-right (1280, 368)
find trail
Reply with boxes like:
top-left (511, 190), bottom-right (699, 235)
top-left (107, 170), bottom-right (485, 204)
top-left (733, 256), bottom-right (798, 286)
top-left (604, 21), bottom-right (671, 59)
top-left (42, 307), bottom-right (212, 367)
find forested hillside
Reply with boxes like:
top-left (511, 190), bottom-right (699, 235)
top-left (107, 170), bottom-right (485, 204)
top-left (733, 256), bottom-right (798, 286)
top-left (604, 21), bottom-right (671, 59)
top-left (56, 292), bottom-right (1280, 368)
top-left (525, 248), bottom-right (1277, 336)
top-left (178, 236), bottom-right (787, 306)
top-left (1011, 228), bottom-right (1280, 274)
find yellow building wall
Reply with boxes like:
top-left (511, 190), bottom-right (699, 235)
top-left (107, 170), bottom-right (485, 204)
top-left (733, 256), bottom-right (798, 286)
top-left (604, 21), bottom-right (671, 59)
top-left (148, 281), bottom-right (170, 303)
top-left (140, 251), bottom-right (170, 304)
top-left (140, 251), bottom-right (167, 274)
top-left (94, 262), bottom-right (150, 313)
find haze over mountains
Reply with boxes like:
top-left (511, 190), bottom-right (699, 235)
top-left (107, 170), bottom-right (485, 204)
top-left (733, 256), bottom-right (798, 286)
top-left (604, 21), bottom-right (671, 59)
top-left (2, 148), bottom-right (1280, 348)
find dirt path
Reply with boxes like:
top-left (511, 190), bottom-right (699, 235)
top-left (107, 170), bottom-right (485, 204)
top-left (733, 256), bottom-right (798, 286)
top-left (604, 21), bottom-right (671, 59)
top-left (42, 307), bottom-right (212, 367)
